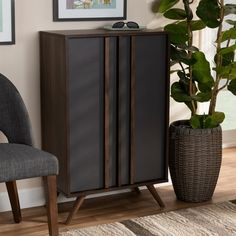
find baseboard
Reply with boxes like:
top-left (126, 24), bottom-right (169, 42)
top-left (0, 179), bottom-right (172, 212)
top-left (0, 187), bottom-right (45, 212)
top-left (0, 186), bottom-right (77, 212)
top-left (0, 186), bottom-right (133, 212)
top-left (223, 130), bottom-right (236, 148)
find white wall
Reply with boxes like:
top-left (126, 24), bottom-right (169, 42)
top-left (0, 0), bottom-right (190, 211)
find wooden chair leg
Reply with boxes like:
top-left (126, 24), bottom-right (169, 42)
top-left (43, 175), bottom-right (59, 236)
top-left (6, 181), bottom-right (22, 223)
top-left (147, 184), bottom-right (165, 208)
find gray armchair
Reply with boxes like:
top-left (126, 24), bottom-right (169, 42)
top-left (0, 73), bottom-right (59, 236)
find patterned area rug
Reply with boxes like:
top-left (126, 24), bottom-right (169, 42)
top-left (60, 202), bottom-right (236, 236)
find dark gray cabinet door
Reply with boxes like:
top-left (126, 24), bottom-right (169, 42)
top-left (68, 37), bottom-right (104, 192)
top-left (132, 35), bottom-right (168, 183)
top-left (67, 34), bottom-right (168, 192)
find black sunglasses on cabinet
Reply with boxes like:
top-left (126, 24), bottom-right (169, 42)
top-left (112, 21), bottom-right (139, 29)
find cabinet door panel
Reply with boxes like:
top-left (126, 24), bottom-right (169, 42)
top-left (133, 35), bottom-right (168, 183)
top-left (68, 38), bottom-right (104, 192)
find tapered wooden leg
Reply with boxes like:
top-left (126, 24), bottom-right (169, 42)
top-left (6, 181), bottom-right (22, 223)
top-left (65, 196), bottom-right (85, 225)
top-left (43, 176), bottom-right (59, 236)
top-left (147, 185), bottom-right (165, 208)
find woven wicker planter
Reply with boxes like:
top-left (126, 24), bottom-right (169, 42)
top-left (169, 120), bottom-right (222, 203)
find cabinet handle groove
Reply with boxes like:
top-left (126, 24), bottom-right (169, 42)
top-left (130, 37), bottom-right (136, 185)
top-left (104, 37), bottom-right (110, 189)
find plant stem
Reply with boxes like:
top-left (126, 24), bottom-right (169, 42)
top-left (208, 0), bottom-right (224, 115)
top-left (184, 0), bottom-right (196, 115)
top-left (218, 79), bottom-right (229, 92)
top-left (179, 62), bottom-right (186, 76)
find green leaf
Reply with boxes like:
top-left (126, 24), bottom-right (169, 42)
top-left (165, 24), bottom-right (188, 35)
top-left (164, 8), bottom-right (187, 20)
top-left (171, 46), bottom-right (196, 65)
top-left (192, 92), bottom-right (212, 102)
top-left (225, 20), bottom-right (236, 26)
top-left (221, 28), bottom-right (236, 42)
top-left (171, 46), bottom-right (187, 61)
top-left (215, 65), bottom-right (231, 77)
top-left (196, 0), bottom-right (221, 28)
top-left (214, 51), bottom-right (235, 67)
top-left (179, 20), bottom-right (206, 31)
top-left (205, 112), bottom-right (225, 128)
top-left (216, 63), bottom-right (236, 80)
top-left (228, 79), bottom-right (236, 95)
top-left (219, 44), bottom-right (236, 55)
top-left (190, 115), bottom-right (202, 129)
top-left (224, 4), bottom-right (236, 16)
top-left (212, 112), bottom-right (225, 125)
top-left (164, 24), bottom-right (188, 44)
top-left (222, 52), bottom-right (235, 66)
top-left (190, 114), bottom-right (210, 128)
top-left (229, 66), bottom-right (236, 80)
top-left (153, 0), bottom-right (180, 13)
top-left (171, 82), bottom-right (192, 102)
top-left (177, 71), bottom-right (197, 94)
top-left (192, 51), bottom-right (214, 87)
top-left (198, 83), bottom-right (212, 93)
top-left (229, 64), bottom-right (236, 78)
top-left (191, 20), bottom-right (207, 31)
top-left (177, 71), bottom-right (188, 84)
top-left (190, 113), bottom-right (224, 129)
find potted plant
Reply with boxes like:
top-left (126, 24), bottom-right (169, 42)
top-left (152, 0), bottom-right (236, 202)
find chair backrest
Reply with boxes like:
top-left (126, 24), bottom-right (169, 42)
top-left (0, 73), bottom-right (33, 146)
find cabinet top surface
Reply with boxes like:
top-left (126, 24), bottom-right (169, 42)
top-left (40, 28), bottom-right (167, 37)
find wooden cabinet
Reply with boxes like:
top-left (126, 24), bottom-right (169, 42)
top-left (40, 29), bottom-right (169, 211)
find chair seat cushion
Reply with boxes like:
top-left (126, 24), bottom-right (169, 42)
top-left (0, 143), bottom-right (58, 182)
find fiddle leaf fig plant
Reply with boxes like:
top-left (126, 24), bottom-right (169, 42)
top-left (152, 0), bottom-right (236, 128)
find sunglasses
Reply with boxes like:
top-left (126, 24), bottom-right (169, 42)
top-left (112, 21), bottom-right (139, 29)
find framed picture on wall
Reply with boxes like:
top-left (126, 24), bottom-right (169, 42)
top-left (53, 0), bottom-right (127, 21)
top-left (0, 0), bottom-right (15, 45)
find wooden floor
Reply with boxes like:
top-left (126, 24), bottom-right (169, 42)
top-left (0, 148), bottom-right (236, 236)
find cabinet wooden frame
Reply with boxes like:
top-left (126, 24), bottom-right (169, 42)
top-left (40, 29), bottom-right (170, 198)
